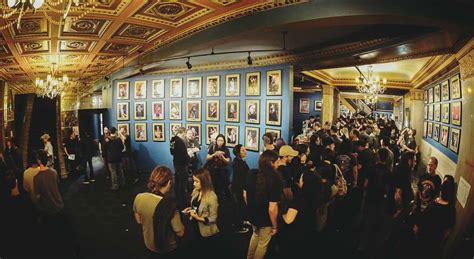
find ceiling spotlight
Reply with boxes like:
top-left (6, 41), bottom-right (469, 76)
top-left (247, 52), bottom-right (253, 65)
top-left (186, 57), bottom-right (192, 69)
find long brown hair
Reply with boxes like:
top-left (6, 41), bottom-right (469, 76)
top-left (147, 166), bottom-right (172, 195)
top-left (255, 150), bottom-right (279, 205)
top-left (191, 168), bottom-right (215, 204)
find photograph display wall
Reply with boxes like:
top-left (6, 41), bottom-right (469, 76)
top-left (109, 64), bottom-right (291, 171)
top-left (423, 73), bottom-right (462, 162)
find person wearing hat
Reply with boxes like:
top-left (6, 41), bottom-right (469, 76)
top-left (41, 133), bottom-right (54, 167)
top-left (275, 145), bottom-right (299, 202)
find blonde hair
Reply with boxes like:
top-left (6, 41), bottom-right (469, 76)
top-left (191, 168), bottom-right (215, 204)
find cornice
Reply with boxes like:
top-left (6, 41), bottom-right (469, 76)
top-left (412, 54), bottom-right (455, 89)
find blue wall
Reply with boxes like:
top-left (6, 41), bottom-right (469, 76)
top-left (292, 92), bottom-right (322, 136)
top-left (107, 64), bottom-right (292, 173)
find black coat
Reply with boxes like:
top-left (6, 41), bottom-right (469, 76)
top-left (105, 135), bottom-right (124, 163)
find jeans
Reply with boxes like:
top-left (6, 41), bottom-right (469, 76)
top-left (174, 165), bottom-right (188, 207)
top-left (108, 162), bottom-right (125, 189)
top-left (247, 225), bottom-right (272, 259)
top-left (122, 155), bottom-right (138, 181)
top-left (83, 157), bottom-right (94, 181)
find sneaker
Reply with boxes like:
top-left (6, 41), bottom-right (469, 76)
top-left (234, 227), bottom-right (249, 234)
top-left (89, 179), bottom-right (96, 183)
top-left (82, 181), bottom-right (90, 185)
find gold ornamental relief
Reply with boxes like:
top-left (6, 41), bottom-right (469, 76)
top-left (458, 49), bottom-right (474, 80)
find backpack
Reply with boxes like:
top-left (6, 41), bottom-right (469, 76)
top-left (333, 164), bottom-right (348, 197)
top-left (336, 154), bottom-right (352, 181)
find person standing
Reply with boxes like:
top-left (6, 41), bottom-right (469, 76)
top-left (416, 157), bottom-right (442, 213)
top-left (22, 152), bottom-right (41, 202)
top-left (79, 131), bottom-right (95, 184)
top-left (4, 138), bottom-right (24, 193)
top-left (100, 126), bottom-right (111, 179)
top-left (170, 127), bottom-right (190, 207)
top-left (206, 134), bottom-right (231, 199)
top-left (184, 128), bottom-right (201, 180)
top-left (231, 144), bottom-right (250, 234)
top-left (41, 133), bottom-right (54, 167)
top-left (63, 129), bottom-right (79, 177)
top-left (105, 127), bottom-right (125, 191)
top-left (33, 150), bottom-right (64, 216)
top-left (119, 127), bottom-right (139, 184)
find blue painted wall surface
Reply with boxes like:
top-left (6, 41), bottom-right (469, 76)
top-left (107, 64), bottom-right (292, 174)
top-left (292, 92), bottom-right (322, 136)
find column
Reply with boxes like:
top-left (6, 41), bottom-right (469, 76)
top-left (333, 89), bottom-right (340, 120)
top-left (409, 89), bottom-right (424, 145)
top-left (321, 85), bottom-right (334, 125)
top-left (0, 81), bottom-right (4, 149)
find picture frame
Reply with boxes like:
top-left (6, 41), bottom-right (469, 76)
top-left (117, 81), bottom-right (129, 100)
top-left (441, 80), bottom-right (449, 101)
top-left (451, 102), bottom-right (462, 126)
top-left (423, 121), bottom-right (427, 138)
top-left (315, 101), bottom-right (322, 111)
top-left (428, 88), bottom-right (433, 103)
top-left (205, 124), bottom-right (220, 145)
top-left (152, 123), bottom-right (165, 142)
top-left (245, 99), bottom-right (260, 124)
top-left (423, 90), bottom-right (428, 104)
top-left (186, 123), bottom-right (201, 145)
top-left (117, 123), bottom-right (130, 136)
top-left (427, 122), bottom-right (433, 138)
top-left (440, 125), bottom-right (449, 147)
top-left (434, 103), bottom-right (441, 122)
top-left (434, 84), bottom-right (441, 103)
top-left (266, 70), bottom-right (282, 96)
top-left (186, 100), bottom-right (201, 122)
top-left (134, 102), bottom-right (146, 120)
top-left (206, 76), bottom-right (220, 97)
top-left (225, 125), bottom-right (239, 147)
top-left (170, 78), bottom-right (183, 98)
top-left (134, 80), bottom-right (147, 99)
top-left (441, 103), bottom-right (450, 124)
top-left (169, 123), bottom-right (182, 139)
top-left (299, 98), bottom-right (310, 113)
top-left (449, 127), bottom-right (461, 154)
top-left (152, 79), bottom-right (165, 98)
top-left (169, 101), bottom-right (182, 120)
top-left (432, 123), bottom-right (440, 142)
top-left (225, 74), bottom-right (240, 96)
top-left (428, 105), bottom-right (433, 121)
top-left (424, 106), bottom-right (428, 120)
top-left (265, 128), bottom-right (281, 140)
top-left (225, 100), bottom-right (240, 122)
top-left (186, 77), bottom-right (202, 98)
top-left (206, 100), bottom-right (220, 121)
top-left (134, 123), bottom-right (147, 142)
top-left (266, 99), bottom-right (282, 126)
top-left (152, 101), bottom-right (164, 120)
top-left (116, 102), bottom-right (129, 121)
top-left (246, 72), bottom-right (260, 96)
top-left (245, 126), bottom-right (260, 151)
top-left (450, 74), bottom-right (461, 99)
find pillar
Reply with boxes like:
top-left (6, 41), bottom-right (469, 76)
top-left (409, 89), bottom-right (424, 145)
top-left (321, 85), bottom-right (334, 125)
top-left (0, 81), bottom-right (4, 149)
top-left (333, 89), bottom-right (340, 120)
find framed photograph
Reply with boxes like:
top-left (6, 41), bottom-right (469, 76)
top-left (117, 123), bottom-right (130, 136)
top-left (206, 100), bottom-right (220, 121)
top-left (170, 78), bottom-right (183, 98)
top-left (152, 80), bottom-right (165, 98)
top-left (225, 100), bottom-right (240, 122)
top-left (266, 70), bottom-right (282, 95)
top-left (428, 105), bottom-right (433, 120)
top-left (152, 101), bottom-right (164, 120)
top-left (225, 125), bottom-right (239, 147)
top-left (423, 90), bottom-right (428, 104)
top-left (117, 81), bottom-right (129, 100)
top-left (427, 122), bottom-right (433, 138)
top-left (186, 100), bottom-right (201, 122)
top-left (428, 88), bottom-right (433, 103)
top-left (205, 124), bottom-right (220, 145)
top-left (441, 103), bottom-right (450, 124)
top-left (246, 72), bottom-right (260, 96)
top-left (432, 123), bottom-right (440, 142)
top-left (424, 106), bottom-right (428, 120)
top-left (169, 123), bottom-right (182, 139)
top-left (315, 101), bottom-right (322, 111)
top-left (266, 99), bottom-right (282, 126)
top-left (152, 123), bottom-right (165, 142)
top-left (206, 76), bottom-right (220, 97)
top-left (226, 74), bottom-right (240, 96)
top-left (441, 80), bottom-right (449, 101)
top-left (186, 77), bottom-right (202, 98)
top-left (245, 126), bottom-right (260, 151)
top-left (299, 98), bottom-right (310, 113)
top-left (451, 102), bottom-right (462, 126)
top-left (245, 99), bottom-right (260, 124)
top-left (265, 128), bottom-right (281, 140)
top-left (134, 123), bottom-right (147, 142)
top-left (434, 104), bottom-right (441, 122)
top-left (116, 102), bottom-right (129, 121)
top-left (434, 84), bottom-right (441, 103)
top-left (423, 121), bottom-right (427, 138)
top-left (186, 123), bottom-right (201, 145)
top-left (440, 125), bottom-right (449, 147)
top-left (169, 101), bottom-right (182, 120)
top-left (134, 102), bottom-right (146, 120)
top-left (450, 74), bottom-right (461, 99)
top-left (449, 127), bottom-right (461, 153)
top-left (134, 80), bottom-right (147, 99)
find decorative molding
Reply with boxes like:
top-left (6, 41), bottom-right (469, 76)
top-left (458, 48), bottom-right (474, 80)
top-left (409, 89), bottom-right (424, 100)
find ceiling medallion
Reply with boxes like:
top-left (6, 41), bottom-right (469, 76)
top-left (157, 3), bottom-right (183, 16)
top-left (124, 26), bottom-right (150, 38)
top-left (19, 20), bottom-right (41, 33)
top-left (66, 41), bottom-right (86, 49)
top-left (25, 42), bottom-right (43, 50)
top-left (71, 20), bottom-right (96, 32)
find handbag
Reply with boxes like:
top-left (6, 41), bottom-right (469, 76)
top-left (333, 164), bottom-right (348, 196)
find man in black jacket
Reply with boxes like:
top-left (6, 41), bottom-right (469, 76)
top-left (170, 127), bottom-right (190, 207)
top-left (105, 127), bottom-right (124, 191)
top-left (79, 132), bottom-right (95, 184)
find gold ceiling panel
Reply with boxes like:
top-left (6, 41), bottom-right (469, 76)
top-left (85, 0), bottom-right (132, 16)
top-left (0, 44), bottom-right (11, 57)
top-left (8, 18), bottom-right (49, 39)
top-left (24, 55), bottom-right (51, 64)
top-left (59, 40), bottom-right (96, 52)
top-left (60, 54), bottom-right (87, 64)
top-left (100, 42), bottom-right (140, 55)
top-left (210, 0), bottom-right (239, 6)
top-left (16, 40), bottom-right (50, 54)
top-left (0, 58), bottom-right (17, 66)
top-left (62, 18), bottom-right (111, 38)
top-left (112, 23), bottom-right (167, 43)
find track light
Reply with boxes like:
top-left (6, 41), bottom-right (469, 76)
top-left (247, 52), bottom-right (253, 65)
top-left (186, 57), bottom-right (192, 69)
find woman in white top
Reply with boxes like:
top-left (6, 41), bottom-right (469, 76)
top-left (41, 134), bottom-right (54, 167)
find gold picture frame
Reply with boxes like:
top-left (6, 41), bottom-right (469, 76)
top-left (246, 72), bottom-right (260, 96)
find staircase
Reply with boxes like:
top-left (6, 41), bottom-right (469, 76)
top-left (355, 99), bottom-right (373, 115)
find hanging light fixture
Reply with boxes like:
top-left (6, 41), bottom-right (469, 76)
top-left (355, 65), bottom-right (387, 104)
top-left (35, 62), bottom-right (69, 99)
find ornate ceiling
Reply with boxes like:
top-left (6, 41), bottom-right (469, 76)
top-left (0, 0), bottom-right (304, 94)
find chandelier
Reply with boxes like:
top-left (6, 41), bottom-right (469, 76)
top-left (355, 65), bottom-right (387, 104)
top-left (35, 63), bottom-right (69, 99)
